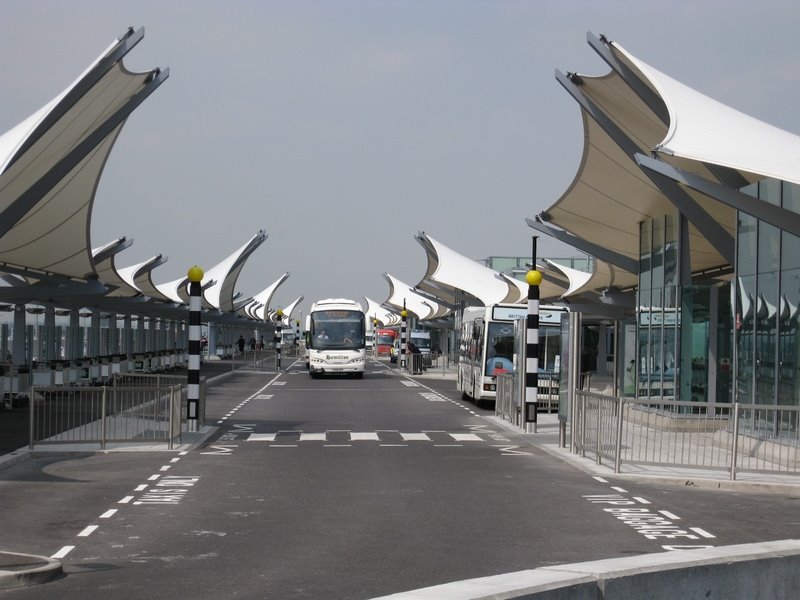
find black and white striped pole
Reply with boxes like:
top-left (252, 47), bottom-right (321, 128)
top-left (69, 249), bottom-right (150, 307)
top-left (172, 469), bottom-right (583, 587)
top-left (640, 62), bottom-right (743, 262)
top-left (274, 309), bottom-right (283, 371)
top-left (400, 302), bottom-right (408, 371)
top-left (187, 265), bottom-right (204, 433)
top-left (525, 237), bottom-right (542, 434)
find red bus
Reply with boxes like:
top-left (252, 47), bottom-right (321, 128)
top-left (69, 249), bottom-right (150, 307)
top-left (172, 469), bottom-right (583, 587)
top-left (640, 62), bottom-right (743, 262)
top-left (375, 329), bottom-right (397, 356)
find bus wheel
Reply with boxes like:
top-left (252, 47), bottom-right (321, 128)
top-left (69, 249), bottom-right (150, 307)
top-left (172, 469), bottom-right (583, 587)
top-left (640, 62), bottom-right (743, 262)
top-left (354, 372), bottom-right (364, 379)
top-left (461, 391), bottom-right (469, 401)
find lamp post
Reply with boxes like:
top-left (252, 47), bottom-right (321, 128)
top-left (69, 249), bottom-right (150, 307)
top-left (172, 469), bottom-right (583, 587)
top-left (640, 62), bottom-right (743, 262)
top-left (274, 309), bottom-right (283, 371)
top-left (525, 237), bottom-right (541, 433)
top-left (187, 265), bottom-right (204, 432)
top-left (373, 318), bottom-right (379, 357)
top-left (400, 302), bottom-right (408, 371)
top-left (295, 320), bottom-right (301, 356)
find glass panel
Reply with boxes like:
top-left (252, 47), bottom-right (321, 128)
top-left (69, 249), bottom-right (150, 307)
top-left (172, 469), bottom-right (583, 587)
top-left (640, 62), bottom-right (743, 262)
top-left (716, 283), bottom-right (733, 403)
top-left (758, 221), bottom-right (779, 274)
top-left (782, 230), bottom-right (800, 272)
top-left (680, 286), bottom-right (709, 402)
top-left (783, 181), bottom-right (800, 213)
top-left (310, 310), bottom-right (364, 350)
top-left (756, 271), bottom-right (777, 404)
top-left (540, 326), bottom-right (562, 373)
top-left (651, 217), bottom-right (664, 297)
top-left (639, 221), bottom-right (652, 295)
top-left (759, 178), bottom-right (781, 206)
top-left (738, 213), bottom-right (757, 277)
top-left (619, 321), bottom-right (638, 397)
top-left (486, 321), bottom-right (515, 373)
top-left (779, 268), bottom-right (800, 407)
top-left (736, 275), bottom-right (756, 402)
top-left (664, 213), bottom-right (678, 289)
top-left (638, 323), bottom-right (652, 397)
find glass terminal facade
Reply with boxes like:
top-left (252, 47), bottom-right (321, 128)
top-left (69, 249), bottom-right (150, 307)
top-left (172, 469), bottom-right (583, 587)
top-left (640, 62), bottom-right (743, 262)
top-left (736, 181), bottom-right (800, 407)
top-left (634, 179), bottom-right (800, 407)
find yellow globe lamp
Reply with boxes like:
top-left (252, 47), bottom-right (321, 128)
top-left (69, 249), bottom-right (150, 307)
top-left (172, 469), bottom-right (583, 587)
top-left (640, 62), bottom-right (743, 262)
top-left (526, 270), bottom-right (542, 286)
top-left (187, 265), bottom-right (204, 283)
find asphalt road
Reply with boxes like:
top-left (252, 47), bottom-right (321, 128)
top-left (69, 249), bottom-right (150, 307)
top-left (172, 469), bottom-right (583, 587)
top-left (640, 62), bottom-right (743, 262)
top-left (2, 357), bottom-right (800, 599)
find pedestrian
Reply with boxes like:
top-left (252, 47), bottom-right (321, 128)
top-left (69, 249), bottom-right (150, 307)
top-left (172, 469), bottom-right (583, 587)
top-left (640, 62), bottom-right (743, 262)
top-left (249, 337), bottom-right (256, 351)
top-left (237, 335), bottom-right (245, 353)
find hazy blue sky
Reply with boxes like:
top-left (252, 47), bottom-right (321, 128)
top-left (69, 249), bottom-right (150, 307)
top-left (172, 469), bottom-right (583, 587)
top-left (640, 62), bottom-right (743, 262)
top-left (2, 1), bottom-right (800, 318)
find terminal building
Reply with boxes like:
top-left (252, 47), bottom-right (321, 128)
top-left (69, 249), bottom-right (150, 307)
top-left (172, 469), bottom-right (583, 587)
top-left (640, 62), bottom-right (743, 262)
top-left (526, 32), bottom-right (800, 408)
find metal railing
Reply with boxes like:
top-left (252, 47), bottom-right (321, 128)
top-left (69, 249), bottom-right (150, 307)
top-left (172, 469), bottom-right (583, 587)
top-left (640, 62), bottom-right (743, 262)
top-left (28, 372), bottom-right (209, 450)
top-left (495, 373), bottom-right (519, 425)
top-left (111, 372), bottom-right (205, 426)
top-left (574, 392), bottom-right (800, 480)
top-left (495, 372), bottom-right (560, 425)
top-left (29, 384), bottom-right (183, 450)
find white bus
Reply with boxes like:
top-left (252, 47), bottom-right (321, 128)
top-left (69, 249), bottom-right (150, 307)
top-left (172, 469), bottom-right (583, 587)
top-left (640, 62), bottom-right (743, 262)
top-left (304, 314), bottom-right (311, 368)
top-left (457, 303), bottom-right (566, 405)
top-left (307, 298), bottom-right (366, 378)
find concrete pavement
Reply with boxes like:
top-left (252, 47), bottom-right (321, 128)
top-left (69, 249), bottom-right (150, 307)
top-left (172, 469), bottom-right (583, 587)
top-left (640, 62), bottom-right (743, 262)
top-left (3, 357), bottom-right (800, 592)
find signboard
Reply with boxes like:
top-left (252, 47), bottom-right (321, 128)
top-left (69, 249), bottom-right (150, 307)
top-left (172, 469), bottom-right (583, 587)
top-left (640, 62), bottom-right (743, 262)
top-left (492, 306), bottom-right (527, 321)
top-left (492, 305), bottom-right (566, 324)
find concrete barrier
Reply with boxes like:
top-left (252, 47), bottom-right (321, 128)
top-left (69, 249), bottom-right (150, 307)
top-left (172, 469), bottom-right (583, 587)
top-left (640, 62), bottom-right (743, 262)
top-left (371, 539), bottom-right (800, 599)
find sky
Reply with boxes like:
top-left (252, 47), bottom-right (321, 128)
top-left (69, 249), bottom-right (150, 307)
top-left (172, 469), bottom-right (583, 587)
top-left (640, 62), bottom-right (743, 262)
top-left (2, 0), bottom-right (800, 320)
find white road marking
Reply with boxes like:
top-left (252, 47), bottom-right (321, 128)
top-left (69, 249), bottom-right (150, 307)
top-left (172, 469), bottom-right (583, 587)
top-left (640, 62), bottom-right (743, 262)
top-left (77, 525), bottom-right (98, 537)
top-left (401, 433), bottom-right (431, 441)
top-left (690, 527), bottom-right (716, 538)
top-left (118, 496), bottom-right (134, 504)
top-left (99, 509), bottom-right (117, 519)
top-left (299, 433), bottom-right (326, 441)
top-left (148, 474), bottom-right (160, 481)
top-left (633, 496), bottom-right (651, 504)
top-left (611, 486), bottom-right (628, 493)
top-left (450, 433), bottom-right (482, 441)
top-left (159, 465), bottom-right (171, 472)
top-left (135, 484), bottom-right (148, 492)
top-left (659, 510), bottom-right (681, 520)
top-left (497, 446), bottom-right (532, 455)
top-left (350, 432), bottom-right (380, 441)
top-left (51, 546), bottom-right (75, 559)
top-left (170, 457), bottom-right (180, 463)
top-left (593, 477), bottom-right (608, 483)
top-left (248, 433), bottom-right (277, 441)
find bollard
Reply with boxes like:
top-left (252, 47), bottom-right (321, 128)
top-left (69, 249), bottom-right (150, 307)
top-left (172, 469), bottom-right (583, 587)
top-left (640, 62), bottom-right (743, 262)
top-left (525, 237), bottom-right (541, 434)
top-left (187, 265), bottom-right (203, 433)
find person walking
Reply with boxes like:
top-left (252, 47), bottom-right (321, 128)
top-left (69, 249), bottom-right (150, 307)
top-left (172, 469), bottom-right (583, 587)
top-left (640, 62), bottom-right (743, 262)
top-left (237, 335), bottom-right (246, 354)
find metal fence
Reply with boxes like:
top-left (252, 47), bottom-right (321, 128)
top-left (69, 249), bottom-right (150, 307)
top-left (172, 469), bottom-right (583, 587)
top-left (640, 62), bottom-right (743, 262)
top-left (495, 371), bottom-right (560, 425)
top-left (112, 372), bottom-right (206, 426)
top-left (28, 372), bottom-right (209, 450)
top-left (574, 392), bottom-right (800, 480)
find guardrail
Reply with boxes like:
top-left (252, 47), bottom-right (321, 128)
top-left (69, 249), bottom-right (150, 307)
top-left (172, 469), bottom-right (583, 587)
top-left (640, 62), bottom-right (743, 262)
top-left (111, 372), bottom-right (205, 426)
top-left (29, 384), bottom-right (184, 450)
top-left (574, 392), bottom-right (800, 479)
top-left (495, 372), bottom-right (560, 426)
